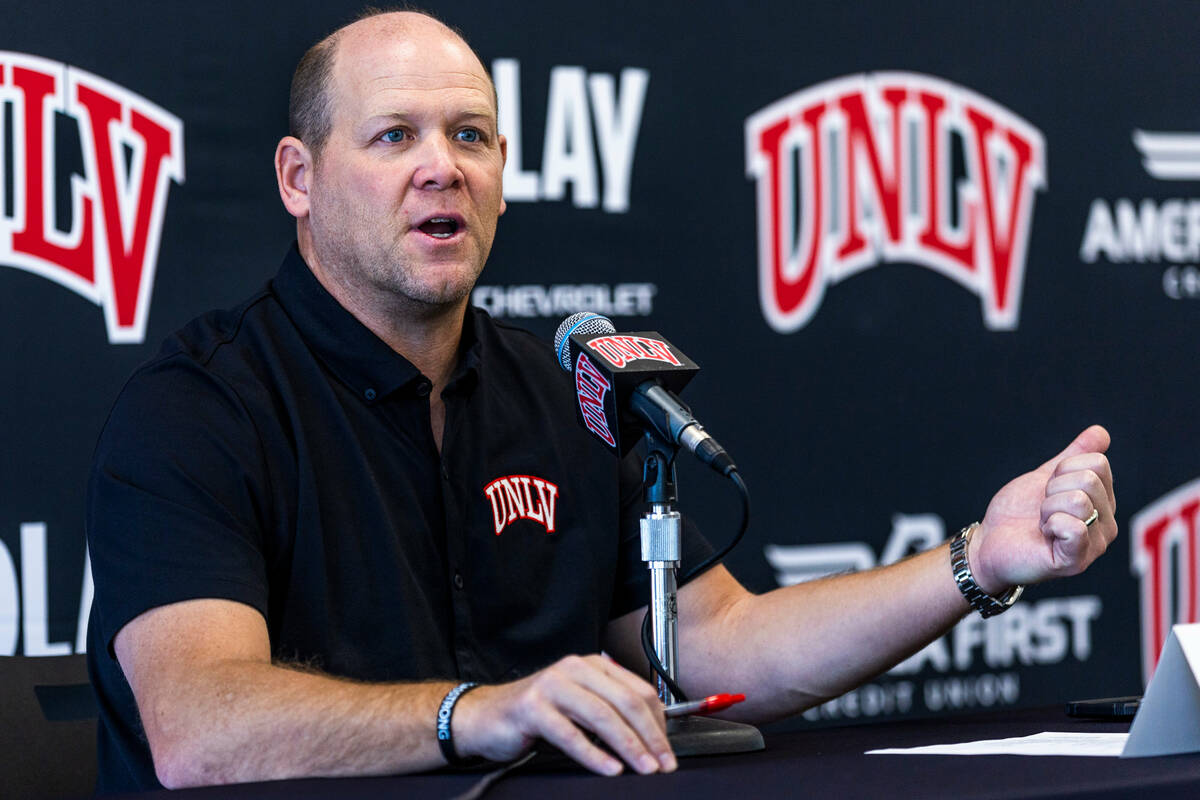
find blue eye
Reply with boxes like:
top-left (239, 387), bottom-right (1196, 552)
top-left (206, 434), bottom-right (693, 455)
top-left (381, 129), bottom-right (406, 143)
top-left (456, 129), bottom-right (480, 143)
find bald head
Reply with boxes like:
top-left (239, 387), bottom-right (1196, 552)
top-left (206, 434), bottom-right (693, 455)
top-left (288, 9), bottom-right (494, 160)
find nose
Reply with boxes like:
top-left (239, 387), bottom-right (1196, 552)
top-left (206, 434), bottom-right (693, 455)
top-left (412, 134), bottom-right (462, 190)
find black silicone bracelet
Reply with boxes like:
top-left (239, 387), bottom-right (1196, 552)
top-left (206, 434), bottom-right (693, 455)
top-left (436, 681), bottom-right (480, 767)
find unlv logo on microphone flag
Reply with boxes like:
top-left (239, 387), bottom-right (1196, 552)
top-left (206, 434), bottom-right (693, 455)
top-left (745, 73), bottom-right (1045, 332)
top-left (574, 352), bottom-right (617, 448)
top-left (585, 334), bottom-right (682, 369)
top-left (0, 52), bottom-right (184, 344)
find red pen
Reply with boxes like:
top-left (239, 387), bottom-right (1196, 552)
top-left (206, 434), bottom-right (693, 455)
top-left (664, 693), bottom-right (745, 718)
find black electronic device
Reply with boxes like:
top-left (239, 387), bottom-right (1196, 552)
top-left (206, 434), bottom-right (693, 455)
top-left (1065, 695), bottom-right (1141, 720)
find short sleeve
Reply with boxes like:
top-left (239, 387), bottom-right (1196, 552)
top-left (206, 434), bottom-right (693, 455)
top-left (87, 354), bottom-right (272, 656)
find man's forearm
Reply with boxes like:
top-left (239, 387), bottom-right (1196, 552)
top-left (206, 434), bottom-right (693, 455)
top-left (143, 659), bottom-right (455, 788)
top-left (672, 543), bottom-right (970, 723)
top-left (115, 599), bottom-right (468, 788)
top-left (120, 597), bottom-right (677, 786)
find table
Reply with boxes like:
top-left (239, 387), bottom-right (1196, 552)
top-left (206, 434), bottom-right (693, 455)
top-left (110, 707), bottom-right (1200, 799)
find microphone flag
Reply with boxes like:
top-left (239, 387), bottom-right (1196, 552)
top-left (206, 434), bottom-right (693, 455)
top-left (554, 312), bottom-right (699, 455)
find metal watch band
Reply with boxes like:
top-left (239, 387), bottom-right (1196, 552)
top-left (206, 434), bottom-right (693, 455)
top-left (950, 522), bottom-right (1024, 618)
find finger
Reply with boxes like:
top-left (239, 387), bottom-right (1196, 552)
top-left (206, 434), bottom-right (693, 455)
top-left (1045, 508), bottom-right (1114, 565)
top-left (543, 677), bottom-right (663, 775)
top-left (1035, 425), bottom-right (1111, 474)
top-left (1039, 488), bottom-right (1095, 528)
top-left (535, 704), bottom-right (626, 776)
top-left (1050, 454), bottom-right (1115, 510)
top-left (1042, 511), bottom-right (1093, 571)
top-left (1045, 469), bottom-right (1111, 515)
top-left (1047, 458), bottom-right (1116, 530)
top-left (557, 657), bottom-right (672, 772)
top-left (592, 655), bottom-right (669, 730)
top-left (591, 657), bottom-right (676, 771)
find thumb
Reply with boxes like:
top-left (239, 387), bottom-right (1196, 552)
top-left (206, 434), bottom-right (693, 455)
top-left (1035, 424), bottom-right (1111, 473)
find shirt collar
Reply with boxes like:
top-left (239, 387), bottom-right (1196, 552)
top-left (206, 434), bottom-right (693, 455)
top-left (270, 244), bottom-right (429, 402)
top-left (448, 307), bottom-right (484, 392)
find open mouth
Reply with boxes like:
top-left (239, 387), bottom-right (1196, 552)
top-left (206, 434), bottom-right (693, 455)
top-left (418, 217), bottom-right (461, 239)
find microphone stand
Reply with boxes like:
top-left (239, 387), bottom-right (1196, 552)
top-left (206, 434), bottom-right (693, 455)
top-left (640, 430), bottom-right (764, 757)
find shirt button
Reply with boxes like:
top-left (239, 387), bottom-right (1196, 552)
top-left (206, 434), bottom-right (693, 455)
top-left (416, 381), bottom-right (432, 396)
top-left (453, 571), bottom-right (464, 590)
top-left (440, 463), bottom-right (450, 480)
top-left (364, 387), bottom-right (377, 401)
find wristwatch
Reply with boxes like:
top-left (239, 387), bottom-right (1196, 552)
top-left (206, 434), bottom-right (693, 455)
top-left (950, 522), bottom-right (1023, 618)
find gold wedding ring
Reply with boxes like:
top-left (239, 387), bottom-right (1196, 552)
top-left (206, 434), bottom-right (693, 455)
top-left (1083, 508), bottom-right (1099, 527)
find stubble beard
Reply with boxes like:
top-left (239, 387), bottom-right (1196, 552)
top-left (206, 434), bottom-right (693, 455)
top-left (309, 207), bottom-right (487, 322)
top-left (360, 247), bottom-right (478, 311)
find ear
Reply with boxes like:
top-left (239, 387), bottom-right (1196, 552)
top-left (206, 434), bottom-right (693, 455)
top-left (275, 136), bottom-right (313, 218)
top-left (498, 133), bottom-right (508, 217)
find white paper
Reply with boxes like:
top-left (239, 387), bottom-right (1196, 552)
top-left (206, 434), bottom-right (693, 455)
top-left (867, 731), bottom-right (1129, 757)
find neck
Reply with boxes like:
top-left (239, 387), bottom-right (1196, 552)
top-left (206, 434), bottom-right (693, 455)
top-left (297, 236), bottom-right (468, 390)
top-left (375, 304), bottom-right (466, 392)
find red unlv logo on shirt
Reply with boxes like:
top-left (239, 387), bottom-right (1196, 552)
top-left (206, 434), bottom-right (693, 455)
top-left (483, 474), bottom-right (560, 535)
top-left (0, 52), bottom-right (185, 344)
top-left (745, 72), bottom-right (1045, 333)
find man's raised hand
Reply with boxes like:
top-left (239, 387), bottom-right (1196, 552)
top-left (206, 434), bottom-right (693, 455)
top-left (972, 425), bottom-right (1117, 595)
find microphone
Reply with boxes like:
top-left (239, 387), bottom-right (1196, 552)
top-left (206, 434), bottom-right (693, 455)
top-left (553, 312), bottom-right (737, 476)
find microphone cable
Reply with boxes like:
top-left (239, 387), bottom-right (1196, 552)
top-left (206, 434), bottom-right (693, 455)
top-left (639, 467), bottom-right (751, 703)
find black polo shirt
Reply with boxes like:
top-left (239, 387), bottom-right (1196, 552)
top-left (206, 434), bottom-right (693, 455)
top-left (85, 245), bottom-right (712, 792)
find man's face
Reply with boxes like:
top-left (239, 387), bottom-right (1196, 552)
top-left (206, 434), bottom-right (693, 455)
top-left (304, 17), bottom-right (506, 312)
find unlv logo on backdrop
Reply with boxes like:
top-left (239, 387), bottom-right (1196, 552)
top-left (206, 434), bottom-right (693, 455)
top-left (1131, 478), bottom-right (1200, 683)
top-left (483, 475), bottom-right (560, 535)
top-left (0, 52), bottom-right (185, 344)
top-left (745, 72), bottom-right (1045, 333)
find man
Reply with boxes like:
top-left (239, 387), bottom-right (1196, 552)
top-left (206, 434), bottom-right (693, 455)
top-left (86, 9), bottom-right (1117, 792)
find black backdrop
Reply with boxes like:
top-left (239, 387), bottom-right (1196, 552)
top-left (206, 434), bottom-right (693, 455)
top-left (2, 0), bottom-right (1198, 728)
